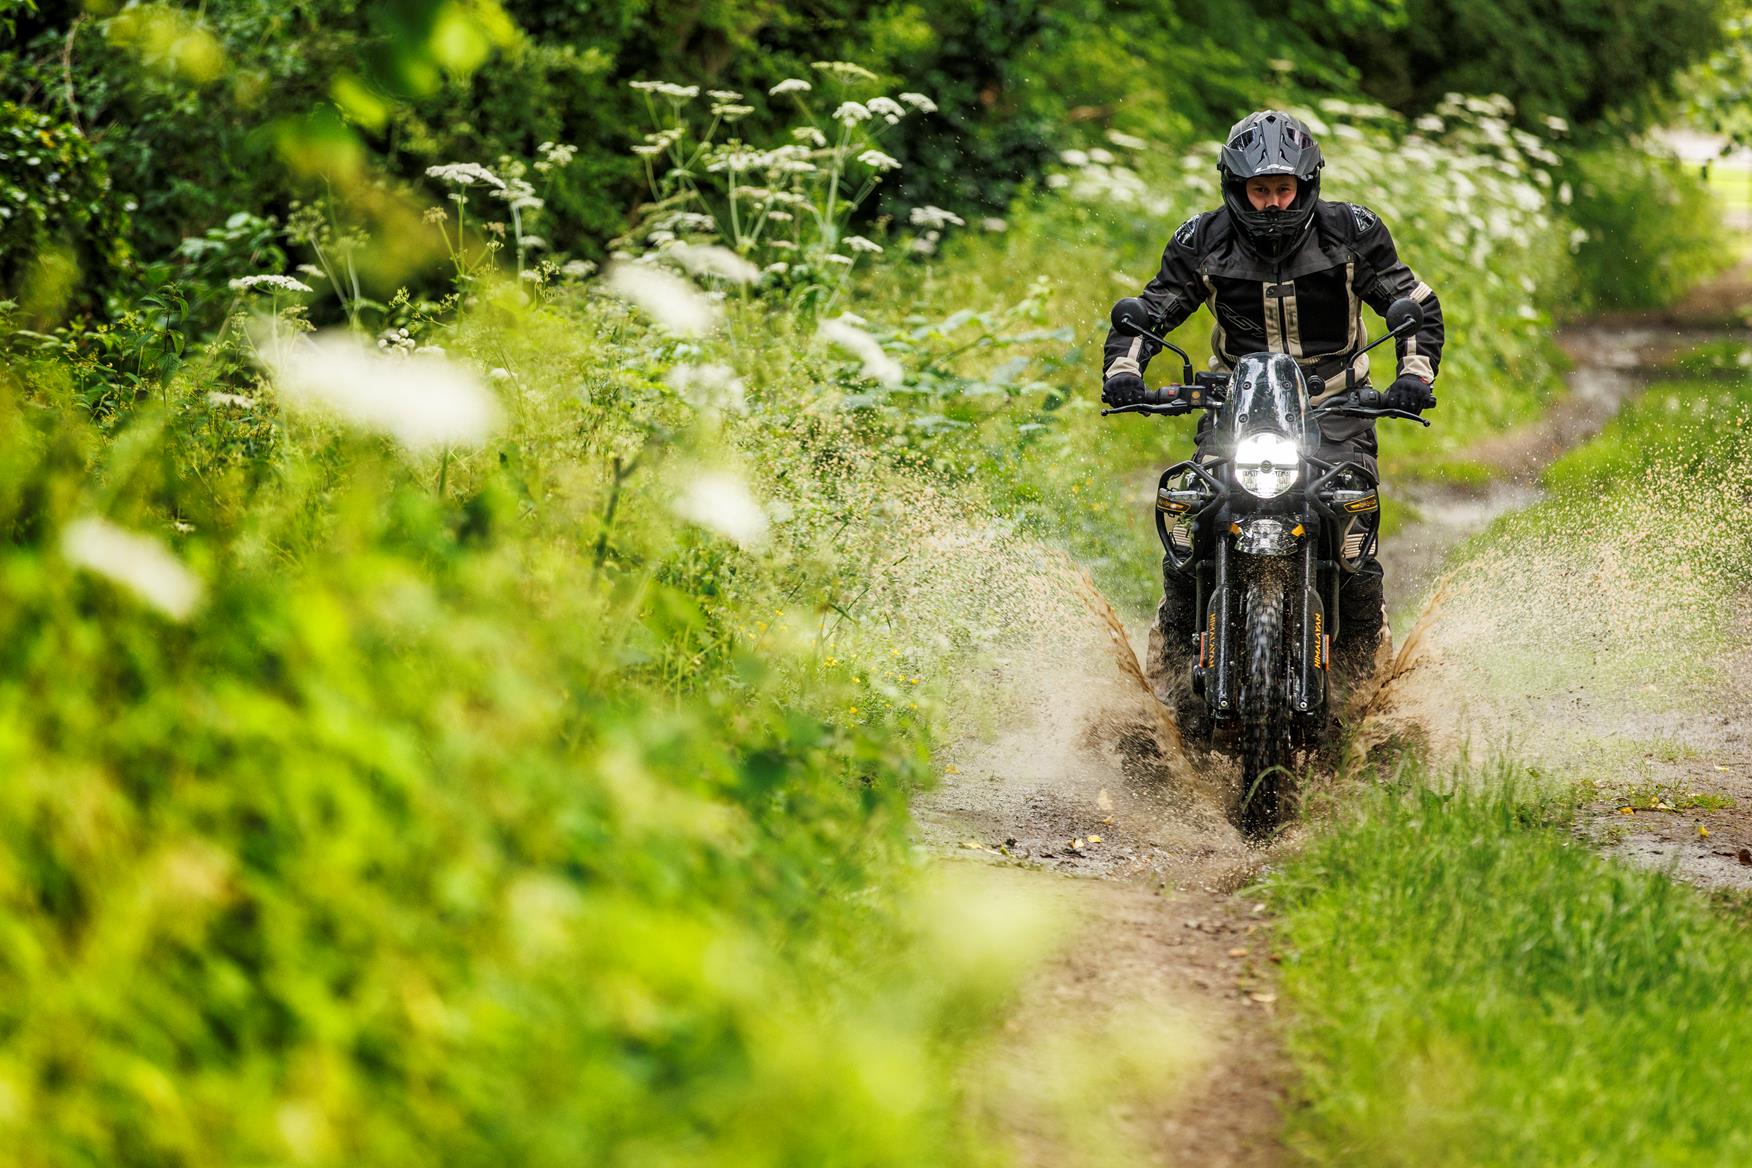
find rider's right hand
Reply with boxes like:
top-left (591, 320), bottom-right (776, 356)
top-left (1102, 372), bottom-right (1147, 406)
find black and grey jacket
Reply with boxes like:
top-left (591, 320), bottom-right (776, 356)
top-left (1102, 201), bottom-right (1444, 402)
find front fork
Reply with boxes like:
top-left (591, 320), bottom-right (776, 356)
top-left (1196, 529), bottom-right (1328, 721)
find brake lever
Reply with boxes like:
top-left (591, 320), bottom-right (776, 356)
top-left (1314, 406), bottom-right (1432, 428)
top-left (1100, 401), bottom-right (1192, 417)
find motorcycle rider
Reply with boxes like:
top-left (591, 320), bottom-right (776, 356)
top-left (1101, 110), bottom-right (1445, 721)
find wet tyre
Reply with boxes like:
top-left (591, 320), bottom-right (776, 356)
top-left (1238, 563), bottom-right (1293, 838)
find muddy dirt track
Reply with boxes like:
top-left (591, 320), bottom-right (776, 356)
top-left (911, 266), bottom-right (1750, 1166)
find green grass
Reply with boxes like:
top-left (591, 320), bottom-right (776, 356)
top-left (1271, 766), bottom-right (1752, 1166)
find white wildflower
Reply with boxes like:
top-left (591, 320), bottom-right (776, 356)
top-left (668, 362), bottom-right (748, 415)
top-left (792, 126), bottom-right (828, 147)
top-left (897, 92), bottom-right (937, 113)
top-left (867, 96), bottom-right (906, 123)
top-left (845, 235), bottom-right (883, 254)
top-left (1543, 115), bottom-right (1569, 135)
top-left (1045, 173), bottom-right (1070, 190)
top-left (229, 274), bottom-right (313, 294)
top-left (767, 210), bottom-right (794, 222)
top-left (833, 101), bottom-right (871, 125)
top-left (62, 517), bottom-right (204, 621)
top-left (708, 89), bottom-right (742, 102)
top-left (1105, 129), bottom-right (1148, 150)
top-left (255, 328), bottom-right (501, 452)
top-left (858, 149), bottom-right (901, 171)
top-left (818, 315), bottom-right (903, 387)
top-left (537, 141), bottom-right (577, 168)
top-left (1060, 148), bottom-right (1089, 167)
top-left (1088, 147), bottom-right (1115, 164)
top-left (295, 264), bottom-right (327, 280)
top-left (711, 103), bottom-right (755, 121)
top-left (981, 217), bottom-right (1008, 233)
top-left (206, 391), bottom-right (257, 408)
top-left (674, 471), bottom-right (769, 547)
top-left (425, 162), bottom-right (506, 190)
top-left (603, 262), bottom-right (721, 336)
top-left (812, 60), bottom-right (878, 82)
top-left (770, 78), bottom-right (813, 96)
top-left (908, 205), bottom-right (965, 229)
top-left (561, 259), bottom-right (597, 279)
top-left (488, 368), bottom-right (513, 382)
top-left (824, 254), bottom-right (854, 265)
top-left (669, 242), bottom-right (762, 285)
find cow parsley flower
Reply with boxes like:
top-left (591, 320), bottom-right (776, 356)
top-left (669, 242), bottom-right (762, 285)
top-left (230, 274), bottom-right (314, 294)
top-left (770, 78), bottom-right (813, 96)
top-left (818, 316), bottom-right (902, 387)
top-left (258, 329), bottom-right (502, 452)
top-left (604, 262), bottom-right (722, 336)
top-left (908, 205), bottom-right (965, 229)
top-left (867, 96), bottom-right (905, 123)
top-left (674, 471), bottom-right (769, 547)
top-left (812, 60), bottom-right (878, 82)
top-left (858, 149), bottom-right (901, 172)
top-left (897, 92), bottom-right (937, 113)
top-left (833, 101), bottom-right (871, 125)
top-left (62, 517), bottom-right (204, 621)
top-left (845, 235), bottom-right (883, 254)
top-left (425, 162), bottom-right (506, 190)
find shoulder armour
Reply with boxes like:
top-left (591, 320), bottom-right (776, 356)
top-left (1173, 212), bottom-right (1204, 248)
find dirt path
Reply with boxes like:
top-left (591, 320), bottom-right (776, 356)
top-left (913, 262), bottom-right (1750, 1165)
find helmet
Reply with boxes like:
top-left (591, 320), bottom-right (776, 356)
top-left (1218, 110), bottom-right (1325, 263)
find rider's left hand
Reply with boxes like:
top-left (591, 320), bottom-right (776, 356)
top-left (1384, 374), bottom-right (1435, 413)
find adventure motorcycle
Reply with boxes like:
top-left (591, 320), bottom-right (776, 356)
top-left (1105, 296), bottom-right (1432, 837)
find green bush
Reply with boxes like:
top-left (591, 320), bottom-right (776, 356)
top-left (1565, 144), bottom-right (1729, 309)
top-left (0, 100), bottom-right (130, 317)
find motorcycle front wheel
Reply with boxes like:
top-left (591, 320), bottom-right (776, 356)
top-left (1238, 560), bottom-right (1294, 838)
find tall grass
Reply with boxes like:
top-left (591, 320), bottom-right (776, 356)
top-left (1271, 766), bottom-right (1752, 1166)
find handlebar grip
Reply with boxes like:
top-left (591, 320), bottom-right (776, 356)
top-left (1354, 388), bottom-right (1384, 409)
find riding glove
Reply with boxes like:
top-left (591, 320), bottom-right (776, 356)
top-left (1103, 373), bottom-right (1147, 406)
top-left (1384, 374), bottom-right (1434, 413)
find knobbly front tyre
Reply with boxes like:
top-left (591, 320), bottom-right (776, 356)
top-left (1238, 562), bottom-right (1294, 838)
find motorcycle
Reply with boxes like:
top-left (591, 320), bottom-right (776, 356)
top-left (1104, 296), bottom-right (1432, 837)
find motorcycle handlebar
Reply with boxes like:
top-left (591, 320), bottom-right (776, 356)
top-left (1101, 382), bottom-right (1435, 425)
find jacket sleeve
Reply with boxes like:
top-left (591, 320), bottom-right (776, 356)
top-left (1101, 214), bottom-right (1207, 382)
top-left (1352, 209), bottom-right (1444, 383)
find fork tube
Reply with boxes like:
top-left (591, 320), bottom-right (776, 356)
top-left (1295, 532), bottom-right (1325, 713)
top-left (1209, 536), bottom-right (1236, 718)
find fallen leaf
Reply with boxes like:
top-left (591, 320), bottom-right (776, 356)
top-left (1070, 838), bottom-right (1084, 850)
top-left (1096, 788), bottom-right (1114, 812)
top-left (1248, 992), bottom-right (1277, 1004)
top-left (1699, 825), bottom-right (1711, 839)
top-left (1618, 806), bottom-right (1636, 815)
top-left (959, 838), bottom-right (985, 850)
top-left (1228, 947), bottom-right (1250, 958)
top-left (1087, 834), bottom-right (1102, 844)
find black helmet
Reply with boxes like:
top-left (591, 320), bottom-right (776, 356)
top-left (1218, 110), bottom-right (1324, 263)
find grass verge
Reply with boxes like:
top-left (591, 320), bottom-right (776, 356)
top-left (1270, 765), bottom-right (1752, 1166)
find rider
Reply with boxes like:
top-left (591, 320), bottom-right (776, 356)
top-left (1100, 110), bottom-right (1445, 715)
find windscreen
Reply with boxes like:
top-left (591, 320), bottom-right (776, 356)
top-left (1215, 353), bottom-right (1310, 439)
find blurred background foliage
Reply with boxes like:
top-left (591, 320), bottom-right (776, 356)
top-left (0, 0), bottom-right (1744, 1163)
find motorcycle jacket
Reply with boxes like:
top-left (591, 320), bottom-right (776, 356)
top-left (1102, 201), bottom-right (1444, 406)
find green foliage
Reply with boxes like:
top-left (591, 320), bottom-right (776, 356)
top-left (0, 100), bottom-right (130, 318)
top-left (1565, 145), bottom-right (1730, 310)
top-left (1270, 766), bottom-right (1752, 1165)
top-left (0, 285), bottom-right (1054, 1162)
top-left (1306, 0), bottom-right (1727, 126)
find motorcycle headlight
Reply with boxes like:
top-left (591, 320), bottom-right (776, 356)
top-left (1234, 432), bottom-right (1301, 499)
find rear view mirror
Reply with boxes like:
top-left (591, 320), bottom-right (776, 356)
top-left (1385, 298), bottom-right (1423, 337)
top-left (1110, 297), bottom-right (1154, 337)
